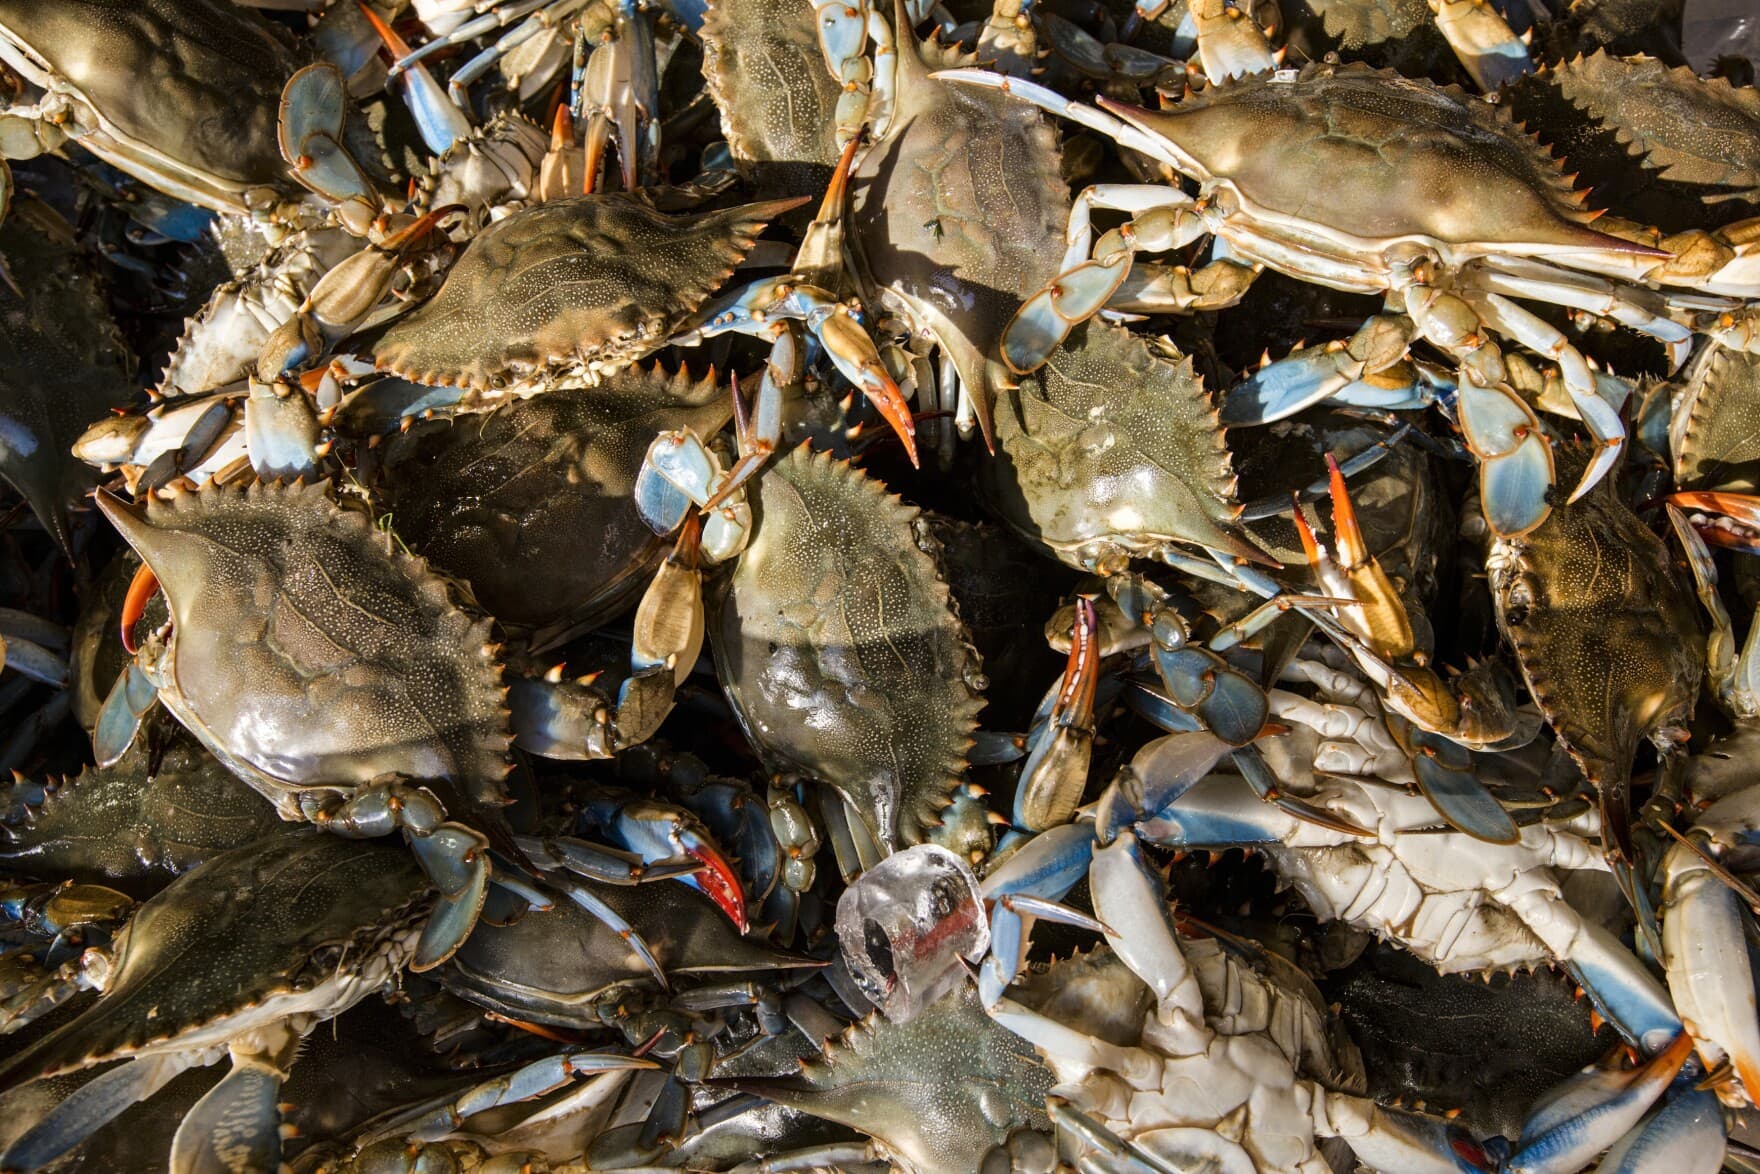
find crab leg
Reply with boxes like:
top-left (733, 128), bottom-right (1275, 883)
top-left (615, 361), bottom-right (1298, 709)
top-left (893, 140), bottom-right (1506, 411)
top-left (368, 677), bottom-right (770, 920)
top-left (542, 873), bottom-right (672, 988)
top-left (257, 204), bottom-right (459, 379)
top-left (1398, 269), bottom-right (1557, 536)
top-left (977, 821), bottom-right (1101, 1005)
top-left (1667, 502), bottom-right (1760, 716)
top-left (296, 780), bottom-right (490, 971)
top-left (1220, 314), bottom-right (1415, 426)
top-left (679, 278), bottom-right (917, 465)
top-left (576, 795), bottom-right (750, 931)
top-left (933, 71), bottom-right (1188, 166)
top-left (1046, 1098), bottom-right (1185, 1174)
top-left (1002, 184), bottom-right (1211, 374)
top-left (1016, 597), bottom-right (1101, 830)
top-left (0, 1053), bottom-right (187, 1171)
top-left (1428, 0), bottom-right (1531, 91)
top-left (1504, 1033), bottom-right (1692, 1173)
top-left (1464, 258), bottom-right (1694, 370)
top-left (1469, 290), bottom-right (1623, 501)
top-left (358, 3), bottom-right (472, 155)
top-left (93, 661), bottom-right (160, 769)
top-left (1661, 784), bottom-right (1760, 1104)
top-left (1503, 885), bottom-right (1683, 1055)
top-left (405, 1052), bottom-right (659, 1140)
top-left (170, 1024), bottom-right (301, 1174)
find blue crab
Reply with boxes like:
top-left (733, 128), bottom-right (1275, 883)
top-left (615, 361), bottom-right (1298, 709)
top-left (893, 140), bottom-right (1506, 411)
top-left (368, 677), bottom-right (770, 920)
top-left (937, 62), bottom-right (1736, 537)
top-left (709, 446), bottom-right (984, 856)
top-left (0, 0), bottom-right (321, 225)
top-left (93, 479), bottom-right (751, 974)
top-left (0, 831), bottom-right (433, 1172)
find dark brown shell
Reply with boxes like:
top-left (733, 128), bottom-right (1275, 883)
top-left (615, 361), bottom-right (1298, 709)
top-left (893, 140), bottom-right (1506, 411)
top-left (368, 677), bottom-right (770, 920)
top-left (1489, 450), bottom-right (1703, 789)
top-left (372, 193), bottom-right (802, 390)
top-left (379, 366), bottom-right (731, 634)
top-left (713, 447), bottom-right (983, 849)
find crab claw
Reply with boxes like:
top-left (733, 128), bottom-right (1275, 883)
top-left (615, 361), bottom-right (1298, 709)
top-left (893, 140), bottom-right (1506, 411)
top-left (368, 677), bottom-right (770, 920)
top-left (591, 797), bottom-right (748, 933)
top-left (1667, 491), bottom-right (1760, 554)
top-left (409, 824), bottom-right (493, 972)
top-left (1322, 453), bottom-right (1416, 660)
top-left (1221, 341), bottom-right (1366, 425)
top-left (119, 564), bottom-right (160, 655)
top-left (682, 836), bottom-right (749, 934)
top-left (1661, 786), bottom-right (1760, 1105)
top-left (277, 63), bottom-right (378, 229)
top-left (1505, 1033), bottom-right (1693, 1174)
top-left (1017, 596), bottom-right (1101, 830)
top-left (814, 304), bottom-right (918, 467)
top-left (1003, 251), bottom-right (1131, 376)
top-left (1456, 375), bottom-right (1554, 538)
top-left (1429, 0), bottom-right (1532, 91)
top-left (357, 1), bottom-right (470, 155)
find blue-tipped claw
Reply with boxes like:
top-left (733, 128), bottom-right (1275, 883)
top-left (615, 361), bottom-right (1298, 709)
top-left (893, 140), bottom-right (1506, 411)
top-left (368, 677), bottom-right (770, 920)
top-left (93, 660), bottom-right (159, 769)
top-left (410, 824), bottom-right (491, 972)
top-left (277, 63), bottom-right (378, 211)
top-left (358, 2), bottom-right (471, 155)
top-left (1506, 1033), bottom-right (1693, 1174)
top-left (1220, 345), bottom-right (1360, 426)
top-left (1479, 427), bottom-right (1555, 539)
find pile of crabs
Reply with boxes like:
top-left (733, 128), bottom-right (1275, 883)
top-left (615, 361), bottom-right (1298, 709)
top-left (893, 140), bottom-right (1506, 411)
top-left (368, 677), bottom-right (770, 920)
top-left (1, 0), bottom-right (1760, 1169)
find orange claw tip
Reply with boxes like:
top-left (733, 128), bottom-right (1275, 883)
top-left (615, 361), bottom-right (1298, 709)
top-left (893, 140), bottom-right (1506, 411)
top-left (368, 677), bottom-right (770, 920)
top-left (120, 565), bottom-right (160, 655)
top-left (357, 1), bottom-right (416, 59)
top-left (383, 203), bottom-right (465, 250)
top-left (1290, 498), bottom-right (1324, 569)
top-left (1669, 490), bottom-right (1760, 526)
top-left (817, 135), bottom-right (861, 220)
top-left (1323, 451), bottom-right (1366, 545)
top-left (867, 372), bottom-right (919, 468)
top-left (687, 842), bottom-right (748, 933)
top-left (1735, 1056), bottom-right (1760, 1106)
top-left (550, 103), bottom-right (574, 147)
